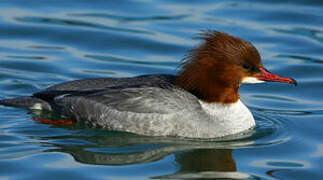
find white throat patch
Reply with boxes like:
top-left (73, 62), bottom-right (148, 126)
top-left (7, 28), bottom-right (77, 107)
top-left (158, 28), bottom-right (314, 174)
top-left (242, 77), bottom-right (264, 84)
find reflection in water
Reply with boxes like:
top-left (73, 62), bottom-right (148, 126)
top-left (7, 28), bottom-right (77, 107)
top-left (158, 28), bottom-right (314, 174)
top-left (253, 159), bottom-right (310, 179)
top-left (45, 134), bottom-right (245, 179)
top-left (43, 132), bottom-right (266, 179)
top-left (176, 149), bottom-right (236, 172)
top-left (158, 149), bottom-right (245, 179)
top-left (266, 169), bottom-right (290, 179)
top-left (43, 132), bottom-right (240, 166)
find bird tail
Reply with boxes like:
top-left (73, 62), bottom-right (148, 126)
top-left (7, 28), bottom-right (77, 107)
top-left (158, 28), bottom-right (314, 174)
top-left (0, 96), bottom-right (51, 110)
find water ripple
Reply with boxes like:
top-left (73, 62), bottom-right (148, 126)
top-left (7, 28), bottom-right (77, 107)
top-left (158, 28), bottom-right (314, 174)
top-left (271, 26), bottom-right (323, 44)
top-left (255, 108), bottom-right (323, 116)
top-left (70, 12), bottom-right (189, 22)
top-left (14, 16), bottom-right (153, 35)
top-left (85, 54), bottom-right (179, 67)
top-left (28, 45), bottom-right (65, 50)
top-left (276, 54), bottom-right (323, 64)
top-left (5, 55), bottom-right (46, 61)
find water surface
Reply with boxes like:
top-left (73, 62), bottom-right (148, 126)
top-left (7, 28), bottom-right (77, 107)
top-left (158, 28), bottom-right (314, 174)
top-left (0, 0), bottom-right (322, 179)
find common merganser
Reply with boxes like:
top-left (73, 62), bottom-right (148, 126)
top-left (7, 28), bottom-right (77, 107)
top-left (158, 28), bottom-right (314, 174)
top-left (0, 31), bottom-right (296, 138)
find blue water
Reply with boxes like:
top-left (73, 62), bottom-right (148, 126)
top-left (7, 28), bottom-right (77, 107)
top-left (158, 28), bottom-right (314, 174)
top-left (0, 0), bottom-right (322, 179)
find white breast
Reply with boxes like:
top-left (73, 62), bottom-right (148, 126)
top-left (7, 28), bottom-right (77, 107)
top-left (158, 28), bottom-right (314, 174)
top-left (199, 100), bottom-right (256, 137)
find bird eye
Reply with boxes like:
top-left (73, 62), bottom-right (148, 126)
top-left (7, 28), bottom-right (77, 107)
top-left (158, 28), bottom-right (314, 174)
top-left (242, 64), bottom-right (251, 70)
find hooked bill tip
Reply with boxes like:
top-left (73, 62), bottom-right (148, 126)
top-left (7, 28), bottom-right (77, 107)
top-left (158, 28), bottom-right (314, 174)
top-left (290, 78), bottom-right (297, 86)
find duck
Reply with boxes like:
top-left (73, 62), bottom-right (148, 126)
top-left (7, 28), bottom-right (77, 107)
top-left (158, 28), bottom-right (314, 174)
top-left (0, 31), bottom-right (296, 138)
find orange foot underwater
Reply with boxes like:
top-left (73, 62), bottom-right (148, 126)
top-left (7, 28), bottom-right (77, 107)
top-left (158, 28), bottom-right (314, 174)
top-left (32, 118), bottom-right (75, 126)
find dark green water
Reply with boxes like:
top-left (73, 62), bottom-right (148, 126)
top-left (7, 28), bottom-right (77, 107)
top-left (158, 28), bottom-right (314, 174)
top-left (0, 0), bottom-right (322, 179)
